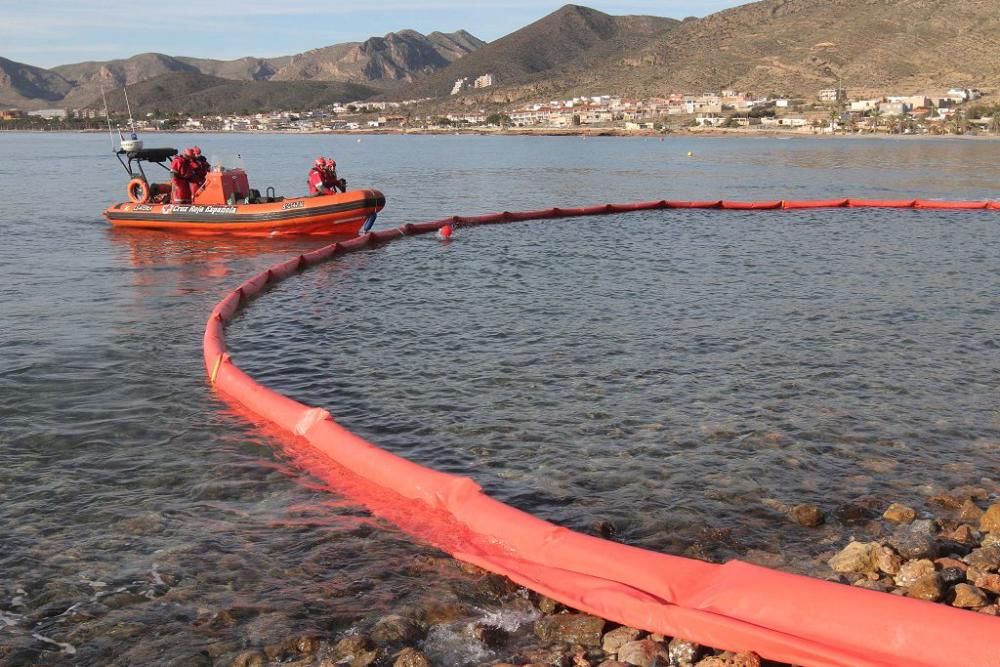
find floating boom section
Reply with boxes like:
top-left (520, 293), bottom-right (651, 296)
top-left (203, 198), bottom-right (1000, 667)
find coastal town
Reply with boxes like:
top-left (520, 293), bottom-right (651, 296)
top-left (4, 83), bottom-right (999, 136)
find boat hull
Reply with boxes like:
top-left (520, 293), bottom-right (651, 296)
top-left (103, 189), bottom-right (386, 237)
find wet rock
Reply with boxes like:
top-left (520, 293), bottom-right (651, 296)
top-left (694, 651), bottom-right (761, 667)
top-left (591, 519), bottom-right (617, 538)
top-left (946, 524), bottom-right (979, 545)
top-left (978, 605), bottom-right (1000, 616)
top-left (597, 662), bottom-right (630, 667)
top-left (875, 546), bottom-right (903, 576)
top-left (983, 533), bottom-right (1000, 548)
top-left (834, 501), bottom-right (879, 525)
top-left (888, 520), bottom-right (939, 560)
top-left (894, 559), bottom-right (936, 588)
top-left (930, 494), bottom-right (964, 510)
top-left (906, 573), bottom-right (944, 602)
top-left (980, 503), bottom-right (1000, 532)
top-left (230, 650), bottom-right (265, 667)
top-left (535, 613), bottom-right (606, 647)
top-left (882, 503), bottom-right (917, 524)
top-left (536, 595), bottom-right (561, 615)
top-left (471, 622), bottom-right (508, 649)
top-left (332, 635), bottom-right (373, 662)
top-left (935, 557), bottom-right (968, 571)
top-left (118, 511), bottom-right (165, 535)
top-left (601, 626), bottom-right (641, 654)
top-left (392, 647), bottom-right (430, 667)
top-left (420, 600), bottom-right (470, 626)
top-left (965, 546), bottom-right (1000, 573)
top-left (478, 573), bottom-right (520, 600)
top-left (853, 578), bottom-right (890, 592)
top-left (791, 505), bottom-right (825, 527)
top-left (959, 500), bottom-right (984, 522)
top-left (371, 615), bottom-right (425, 645)
top-left (828, 541), bottom-right (880, 575)
top-left (617, 639), bottom-right (668, 666)
top-left (350, 648), bottom-right (387, 667)
top-left (667, 637), bottom-right (704, 666)
top-left (951, 584), bottom-right (989, 609)
top-left (101, 590), bottom-right (149, 610)
top-left (519, 646), bottom-right (570, 665)
top-left (939, 567), bottom-right (966, 587)
top-left (974, 573), bottom-right (1000, 594)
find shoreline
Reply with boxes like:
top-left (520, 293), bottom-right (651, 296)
top-left (3, 126), bottom-right (999, 140)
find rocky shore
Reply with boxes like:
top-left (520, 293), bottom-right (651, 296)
top-left (214, 489), bottom-right (999, 667)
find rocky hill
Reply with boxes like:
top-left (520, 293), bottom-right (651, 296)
top-left (0, 57), bottom-right (73, 108)
top-left (96, 73), bottom-right (379, 115)
top-left (461, 0), bottom-right (1000, 102)
top-left (0, 29), bottom-right (482, 110)
top-left (393, 5), bottom-right (680, 101)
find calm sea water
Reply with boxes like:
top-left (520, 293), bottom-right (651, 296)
top-left (1, 132), bottom-right (999, 665)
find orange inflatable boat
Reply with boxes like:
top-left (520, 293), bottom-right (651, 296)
top-left (103, 147), bottom-right (385, 237)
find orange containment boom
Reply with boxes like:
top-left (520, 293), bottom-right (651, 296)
top-left (203, 198), bottom-right (1000, 667)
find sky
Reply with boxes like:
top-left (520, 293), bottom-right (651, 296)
top-left (1, 0), bottom-right (755, 68)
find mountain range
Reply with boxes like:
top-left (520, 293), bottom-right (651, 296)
top-left (4, 1), bottom-right (1000, 114)
top-left (0, 29), bottom-right (484, 111)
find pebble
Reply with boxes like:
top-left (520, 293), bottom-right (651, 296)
top-left (828, 541), bottom-right (880, 575)
top-left (471, 622), bottom-right (508, 648)
top-left (616, 638), bottom-right (668, 666)
top-left (965, 546), bottom-right (1000, 572)
top-left (668, 637), bottom-right (704, 666)
top-left (601, 626), bottom-right (641, 653)
top-left (230, 650), bottom-right (264, 667)
top-left (392, 647), bottom-right (430, 667)
top-left (906, 573), bottom-right (944, 602)
top-left (887, 520), bottom-right (939, 560)
top-left (894, 559), bottom-right (935, 588)
top-left (534, 613), bottom-right (606, 647)
top-left (951, 583), bottom-right (988, 609)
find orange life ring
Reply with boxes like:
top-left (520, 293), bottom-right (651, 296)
top-left (127, 178), bottom-right (150, 204)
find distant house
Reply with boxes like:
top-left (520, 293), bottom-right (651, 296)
top-left (850, 99), bottom-right (880, 112)
top-left (819, 88), bottom-right (847, 103)
top-left (27, 109), bottom-right (67, 120)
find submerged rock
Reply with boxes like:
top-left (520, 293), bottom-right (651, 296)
top-left (371, 615), bottom-right (425, 645)
top-left (392, 647), bottom-right (431, 667)
top-left (883, 503), bottom-right (917, 525)
top-left (979, 503), bottom-right (1000, 532)
top-left (790, 505), bottom-right (825, 528)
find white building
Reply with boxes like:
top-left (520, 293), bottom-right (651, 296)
top-left (27, 109), bottom-right (67, 119)
top-left (473, 74), bottom-right (495, 89)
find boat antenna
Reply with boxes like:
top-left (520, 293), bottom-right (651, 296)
top-left (123, 86), bottom-right (137, 136)
top-left (101, 85), bottom-right (116, 153)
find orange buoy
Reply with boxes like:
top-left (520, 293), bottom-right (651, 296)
top-left (437, 224), bottom-right (453, 240)
top-left (126, 178), bottom-right (150, 204)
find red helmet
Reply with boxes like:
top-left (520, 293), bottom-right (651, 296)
top-left (192, 146), bottom-right (202, 156)
top-left (326, 158), bottom-right (336, 168)
top-left (315, 157), bottom-right (325, 167)
top-left (184, 148), bottom-right (196, 157)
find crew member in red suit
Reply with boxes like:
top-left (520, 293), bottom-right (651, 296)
top-left (170, 149), bottom-right (193, 204)
top-left (189, 146), bottom-right (210, 197)
top-left (308, 157), bottom-right (333, 196)
top-left (322, 158), bottom-right (347, 193)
